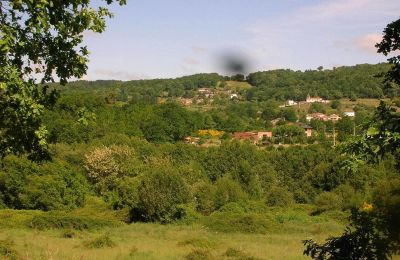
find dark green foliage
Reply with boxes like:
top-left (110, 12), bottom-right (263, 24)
top-left (308, 103), bottom-right (326, 114)
top-left (330, 100), bottom-right (341, 109)
top-left (376, 19), bottom-right (400, 88)
top-left (247, 64), bottom-right (388, 101)
top-left (132, 168), bottom-right (190, 222)
top-left (141, 103), bottom-right (200, 142)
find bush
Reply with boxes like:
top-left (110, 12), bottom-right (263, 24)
top-left (194, 182), bottom-right (216, 215)
top-left (30, 212), bottom-right (120, 230)
top-left (314, 192), bottom-right (343, 213)
top-left (104, 177), bottom-right (140, 210)
top-left (84, 145), bottom-right (135, 194)
top-left (131, 168), bottom-right (190, 222)
top-left (214, 177), bottom-right (247, 210)
top-left (83, 234), bottom-right (116, 249)
top-left (265, 187), bottom-right (294, 207)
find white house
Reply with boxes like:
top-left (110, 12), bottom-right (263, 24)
top-left (344, 110), bottom-right (355, 117)
top-left (230, 93), bottom-right (238, 99)
top-left (306, 94), bottom-right (329, 103)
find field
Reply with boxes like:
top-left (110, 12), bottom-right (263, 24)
top-left (0, 201), bottom-right (350, 260)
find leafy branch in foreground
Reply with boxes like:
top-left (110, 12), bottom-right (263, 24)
top-left (0, 0), bottom-right (126, 160)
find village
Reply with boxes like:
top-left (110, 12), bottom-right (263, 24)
top-left (183, 91), bottom-right (356, 146)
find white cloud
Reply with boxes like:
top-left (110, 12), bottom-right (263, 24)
top-left (241, 0), bottom-right (400, 70)
top-left (353, 33), bottom-right (382, 54)
top-left (183, 58), bottom-right (200, 66)
top-left (191, 46), bottom-right (207, 54)
top-left (91, 69), bottom-right (149, 80)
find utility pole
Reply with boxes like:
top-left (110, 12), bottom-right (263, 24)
top-left (353, 121), bottom-right (356, 137)
top-left (333, 125), bottom-right (336, 147)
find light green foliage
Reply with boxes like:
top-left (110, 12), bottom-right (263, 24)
top-left (83, 234), bottom-right (116, 249)
top-left (314, 192), bottom-right (343, 213)
top-left (84, 145), bottom-right (135, 194)
top-left (0, 156), bottom-right (88, 210)
top-left (265, 186), bottom-right (294, 207)
top-left (214, 177), bottom-right (247, 210)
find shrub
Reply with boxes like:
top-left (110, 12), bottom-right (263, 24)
top-left (265, 187), bottom-right (294, 207)
top-left (131, 168), bottom-right (190, 222)
top-left (314, 192), bottom-right (343, 213)
top-left (214, 177), bottom-right (247, 210)
top-left (104, 177), bottom-right (140, 210)
top-left (83, 234), bottom-right (116, 249)
top-left (84, 145), bottom-right (134, 194)
top-left (30, 212), bottom-right (120, 230)
top-left (194, 182), bottom-right (216, 215)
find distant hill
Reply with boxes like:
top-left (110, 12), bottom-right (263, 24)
top-left (246, 63), bottom-right (395, 101)
top-left (54, 63), bottom-right (398, 101)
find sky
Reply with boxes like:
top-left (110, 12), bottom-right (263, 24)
top-left (83, 0), bottom-right (400, 80)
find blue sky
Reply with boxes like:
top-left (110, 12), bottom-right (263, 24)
top-left (83, 0), bottom-right (400, 80)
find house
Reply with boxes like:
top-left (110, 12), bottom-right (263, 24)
top-left (184, 136), bottom-right (200, 145)
top-left (198, 88), bottom-right (214, 98)
top-left (256, 131), bottom-right (272, 141)
top-left (230, 93), bottom-right (239, 99)
top-left (279, 100), bottom-right (298, 108)
top-left (306, 113), bottom-right (328, 122)
top-left (306, 94), bottom-right (329, 103)
top-left (298, 123), bottom-right (313, 137)
top-left (179, 98), bottom-right (193, 106)
top-left (233, 131), bottom-right (272, 144)
top-left (344, 110), bottom-right (355, 117)
top-left (233, 132), bottom-right (257, 143)
top-left (328, 114), bottom-right (341, 122)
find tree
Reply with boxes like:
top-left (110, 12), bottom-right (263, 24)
top-left (376, 18), bottom-right (400, 87)
top-left (0, 0), bottom-right (126, 160)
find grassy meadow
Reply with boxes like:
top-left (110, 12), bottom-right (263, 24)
top-left (0, 203), bottom-right (347, 260)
